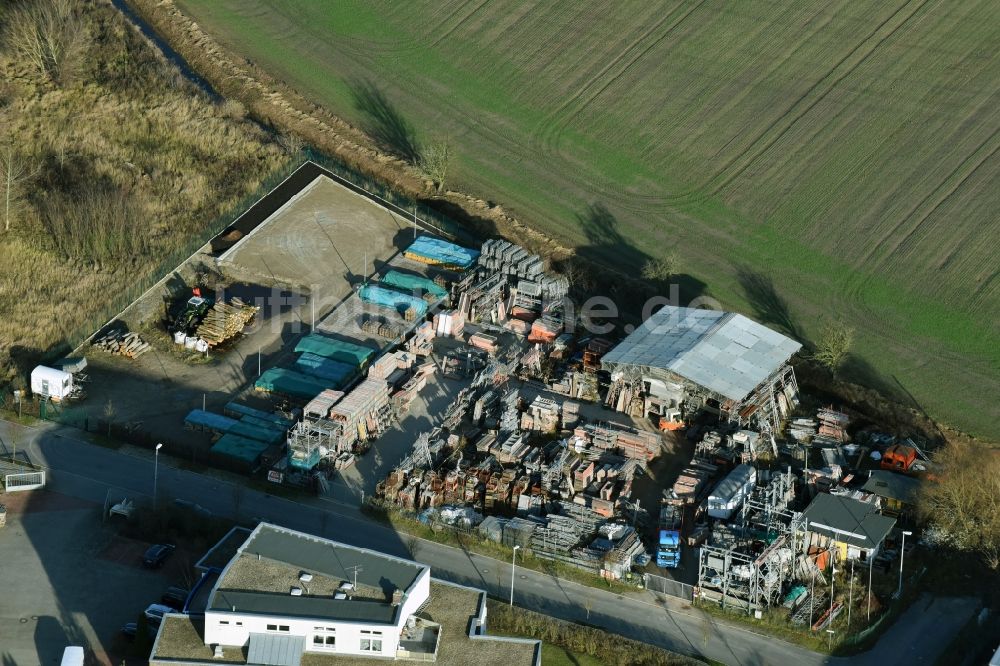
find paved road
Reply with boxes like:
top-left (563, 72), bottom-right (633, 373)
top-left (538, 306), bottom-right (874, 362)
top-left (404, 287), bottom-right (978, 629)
top-left (1, 419), bottom-right (976, 666)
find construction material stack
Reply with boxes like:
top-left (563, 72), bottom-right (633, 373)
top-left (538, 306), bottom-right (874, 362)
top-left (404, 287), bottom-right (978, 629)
top-left (573, 422), bottom-right (662, 461)
top-left (361, 316), bottom-right (403, 340)
top-left (92, 330), bottom-right (151, 359)
top-left (406, 321), bottom-right (435, 356)
top-left (817, 408), bottom-right (849, 442)
top-left (194, 298), bottom-right (259, 346)
top-left (329, 377), bottom-right (390, 448)
top-left (403, 235), bottom-right (479, 270)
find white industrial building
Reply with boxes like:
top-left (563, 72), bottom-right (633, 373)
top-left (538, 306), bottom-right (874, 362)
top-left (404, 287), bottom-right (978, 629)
top-left (149, 523), bottom-right (541, 666)
top-left (190, 523), bottom-right (428, 659)
top-left (601, 306), bottom-right (802, 431)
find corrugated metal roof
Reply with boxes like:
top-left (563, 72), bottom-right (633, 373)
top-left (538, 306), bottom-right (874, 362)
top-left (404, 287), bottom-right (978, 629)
top-left (602, 306), bottom-right (802, 400)
top-left (247, 633), bottom-right (304, 666)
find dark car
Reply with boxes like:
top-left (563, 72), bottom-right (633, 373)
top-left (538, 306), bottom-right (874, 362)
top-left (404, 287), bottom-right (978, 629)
top-left (142, 544), bottom-right (176, 568)
top-left (121, 622), bottom-right (157, 642)
top-left (161, 586), bottom-right (189, 610)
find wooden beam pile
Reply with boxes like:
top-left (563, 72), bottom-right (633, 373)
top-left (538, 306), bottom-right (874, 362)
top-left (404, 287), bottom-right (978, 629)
top-left (92, 331), bottom-right (150, 359)
top-left (195, 298), bottom-right (259, 346)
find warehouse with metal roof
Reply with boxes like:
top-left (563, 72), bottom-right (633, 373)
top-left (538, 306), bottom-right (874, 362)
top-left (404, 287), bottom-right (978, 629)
top-left (602, 306), bottom-right (802, 430)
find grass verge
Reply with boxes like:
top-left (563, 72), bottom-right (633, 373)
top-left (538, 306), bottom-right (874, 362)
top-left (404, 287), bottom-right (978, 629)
top-left (486, 599), bottom-right (703, 665)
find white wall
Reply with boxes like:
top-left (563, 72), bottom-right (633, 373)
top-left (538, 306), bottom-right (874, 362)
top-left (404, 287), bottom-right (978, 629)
top-left (205, 611), bottom-right (400, 657)
top-left (30, 366), bottom-right (72, 399)
top-left (398, 568), bottom-right (431, 620)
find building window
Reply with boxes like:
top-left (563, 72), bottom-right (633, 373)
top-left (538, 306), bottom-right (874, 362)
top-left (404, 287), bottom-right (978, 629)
top-left (312, 627), bottom-right (336, 650)
top-left (360, 630), bottom-right (382, 652)
top-left (236, 622), bottom-right (243, 626)
top-left (219, 621), bottom-right (229, 626)
top-left (267, 624), bottom-right (277, 631)
top-left (279, 625), bottom-right (290, 632)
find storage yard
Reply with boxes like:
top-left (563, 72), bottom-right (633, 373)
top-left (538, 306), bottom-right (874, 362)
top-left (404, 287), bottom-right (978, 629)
top-left (35, 160), bottom-right (939, 645)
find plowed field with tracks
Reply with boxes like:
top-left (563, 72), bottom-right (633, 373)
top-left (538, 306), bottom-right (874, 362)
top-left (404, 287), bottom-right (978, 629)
top-left (173, 0), bottom-right (1000, 437)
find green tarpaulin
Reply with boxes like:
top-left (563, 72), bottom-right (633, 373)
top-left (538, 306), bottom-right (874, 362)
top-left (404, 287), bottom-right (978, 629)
top-left (255, 367), bottom-right (333, 399)
top-left (293, 334), bottom-right (375, 368)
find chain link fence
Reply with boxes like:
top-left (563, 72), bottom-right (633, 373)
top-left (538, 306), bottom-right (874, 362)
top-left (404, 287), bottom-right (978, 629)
top-left (644, 572), bottom-right (695, 601)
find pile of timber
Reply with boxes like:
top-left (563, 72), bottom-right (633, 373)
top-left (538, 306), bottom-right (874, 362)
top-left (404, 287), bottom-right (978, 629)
top-left (92, 331), bottom-right (150, 359)
top-left (195, 298), bottom-right (259, 346)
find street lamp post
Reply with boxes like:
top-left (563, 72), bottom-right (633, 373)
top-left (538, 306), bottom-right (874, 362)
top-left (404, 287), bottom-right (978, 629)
top-left (510, 545), bottom-right (521, 606)
top-left (153, 443), bottom-right (163, 507)
top-left (897, 530), bottom-right (913, 598)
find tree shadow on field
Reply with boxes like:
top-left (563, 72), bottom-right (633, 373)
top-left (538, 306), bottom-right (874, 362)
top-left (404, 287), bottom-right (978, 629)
top-left (571, 202), bottom-right (707, 320)
top-left (736, 266), bottom-right (809, 346)
top-left (349, 78), bottom-right (421, 164)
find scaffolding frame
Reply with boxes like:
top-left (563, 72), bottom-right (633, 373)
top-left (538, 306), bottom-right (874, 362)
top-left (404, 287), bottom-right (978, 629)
top-left (287, 417), bottom-right (343, 470)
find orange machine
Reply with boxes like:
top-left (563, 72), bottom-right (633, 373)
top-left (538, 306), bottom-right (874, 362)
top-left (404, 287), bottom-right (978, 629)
top-left (881, 444), bottom-right (917, 473)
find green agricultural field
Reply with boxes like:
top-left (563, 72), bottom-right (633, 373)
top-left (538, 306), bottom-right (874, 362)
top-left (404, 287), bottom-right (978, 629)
top-left (174, 0), bottom-right (1000, 437)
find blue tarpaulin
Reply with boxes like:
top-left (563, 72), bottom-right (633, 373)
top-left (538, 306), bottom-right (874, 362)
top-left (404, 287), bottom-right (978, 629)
top-left (224, 402), bottom-right (294, 428)
top-left (185, 409), bottom-right (238, 432)
top-left (359, 285), bottom-right (428, 318)
top-left (403, 235), bottom-right (478, 269)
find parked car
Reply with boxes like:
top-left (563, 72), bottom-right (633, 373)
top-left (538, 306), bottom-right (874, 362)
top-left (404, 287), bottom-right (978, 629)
top-left (144, 603), bottom-right (174, 626)
top-left (143, 544), bottom-right (176, 568)
top-left (121, 622), bottom-right (157, 641)
top-left (161, 586), bottom-right (189, 610)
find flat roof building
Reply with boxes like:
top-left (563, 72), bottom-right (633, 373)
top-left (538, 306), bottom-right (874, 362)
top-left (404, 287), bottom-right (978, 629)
top-left (149, 523), bottom-right (540, 665)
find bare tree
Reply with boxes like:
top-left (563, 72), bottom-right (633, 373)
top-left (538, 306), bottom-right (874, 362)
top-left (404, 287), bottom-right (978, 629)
top-left (558, 254), bottom-right (594, 293)
top-left (641, 252), bottom-right (680, 283)
top-left (5, 0), bottom-right (87, 84)
top-left (103, 399), bottom-right (116, 437)
top-left (812, 320), bottom-right (854, 372)
top-left (918, 439), bottom-right (1000, 569)
top-left (0, 145), bottom-right (35, 233)
top-left (277, 130), bottom-right (304, 156)
top-left (421, 140), bottom-right (452, 193)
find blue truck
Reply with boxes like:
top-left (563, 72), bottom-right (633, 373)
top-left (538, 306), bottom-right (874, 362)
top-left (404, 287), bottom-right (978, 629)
top-left (656, 503), bottom-right (682, 568)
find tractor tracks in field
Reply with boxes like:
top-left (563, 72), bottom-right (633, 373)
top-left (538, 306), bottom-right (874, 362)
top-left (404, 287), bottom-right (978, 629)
top-left (860, 108), bottom-right (1000, 267)
top-left (529, 0), bottom-right (707, 168)
top-left (675, 0), bottom-right (937, 206)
